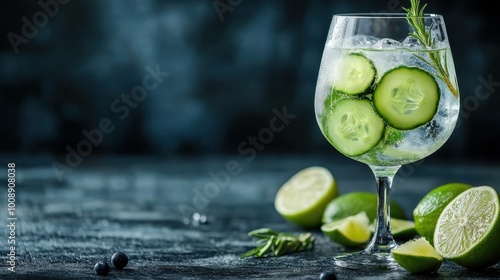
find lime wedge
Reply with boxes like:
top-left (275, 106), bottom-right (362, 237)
top-left (275, 166), bottom-right (338, 228)
top-left (391, 218), bottom-right (417, 240)
top-left (392, 237), bottom-right (443, 274)
top-left (369, 218), bottom-right (416, 240)
top-left (434, 186), bottom-right (500, 269)
top-left (321, 212), bottom-right (371, 248)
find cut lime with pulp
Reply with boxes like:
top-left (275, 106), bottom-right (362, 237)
top-left (413, 182), bottom-right (471, 245)
top-left (275, 166), bottom-right (338, 228)
top-left (434, 186), bottom-right (500, 269)
top-left (392, 237), bottom-right (443, 274)
top-left (391, 218), bottom-right (416, 240)
top-left (323, 192), bottom-right (406, 223)
top-left (321, 212), bottom-right (371, 248)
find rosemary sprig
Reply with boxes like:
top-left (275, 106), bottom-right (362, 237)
top-left (403, 0), bottom-right (458, 97)
top-left (241, 228), bottom-right (315, 258)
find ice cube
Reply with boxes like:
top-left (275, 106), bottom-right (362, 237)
top-left (372, 38), bottom-right (402, 49)
top-left (430, 24), bottom-right (444, 42)
top-left (402, 36), bottom-right (421, 49)
top-left (347, 35), bottom-right (379, 48)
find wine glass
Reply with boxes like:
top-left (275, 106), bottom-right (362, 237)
top-left (314, 13), bottom-right (459, 270)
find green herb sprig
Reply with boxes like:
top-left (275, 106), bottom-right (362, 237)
top-left (241, 228), bottom-right (315, 258)
top-left (403, 0), bottom-right (458, 97)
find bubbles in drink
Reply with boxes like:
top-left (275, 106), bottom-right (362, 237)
top-left (348, 35), bottom-right (379, 48)
top-left (315, 35), bottom-right (460, 166)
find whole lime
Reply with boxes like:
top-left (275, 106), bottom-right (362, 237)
top-left (322, 192), bottom-right (406, 223)
top-left (413, 183), bottom-right (471, 245)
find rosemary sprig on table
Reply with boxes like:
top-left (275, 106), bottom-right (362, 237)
top-left (241, 228), bottom-right (315, 258)
top-left (403, 0), bottom-right (458, 97)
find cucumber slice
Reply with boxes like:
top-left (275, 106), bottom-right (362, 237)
top-left (333, 53), bottom-right (376, 95)
top-left (324, 99), bottom-right (385, 156)
top-left (373, 67), bottom-right (439, 130)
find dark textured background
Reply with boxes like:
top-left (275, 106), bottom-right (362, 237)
top-left (1, 2), bottom-right (500, 278)
top-left (1, 0), bottom-right (499, 162)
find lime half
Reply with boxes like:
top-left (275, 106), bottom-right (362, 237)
top-left (275, 166), bottom-right (338, 228)
top-left (321, 212), bottom-right (371, 248)
top-left (392, 237), bottom-right (443, 274)
top-left (434, 186), bottom-right (500, 269)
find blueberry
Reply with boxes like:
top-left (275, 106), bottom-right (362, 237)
top-left (111, 251), bottom-right (129, 269)
top-left (319, 270), bottom-right (337, 280)
top-left (94, 260), bottom-right (110, 276)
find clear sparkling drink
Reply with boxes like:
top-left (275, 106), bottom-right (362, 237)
top-left (315, 36), bottom-right (459, 166)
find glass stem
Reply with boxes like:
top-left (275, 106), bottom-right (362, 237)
top-left (365, 165), bottom-right (401, 255)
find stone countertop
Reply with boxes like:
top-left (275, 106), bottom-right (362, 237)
top-left (0, 155), bottom-right (499, 279)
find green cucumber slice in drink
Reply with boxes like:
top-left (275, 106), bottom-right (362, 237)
top-left (324, 99), bottom-right (385, 156)
top-left (373, 67), bottom-right (439, 130)
top-left (333, 53), bottom-right (376, 95)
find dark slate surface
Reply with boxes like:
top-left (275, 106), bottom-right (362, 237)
top-left (0, 155), bottom-right (499, 279)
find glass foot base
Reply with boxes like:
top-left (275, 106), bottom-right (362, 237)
top-left (333, 250), bottom-right (401, 271)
